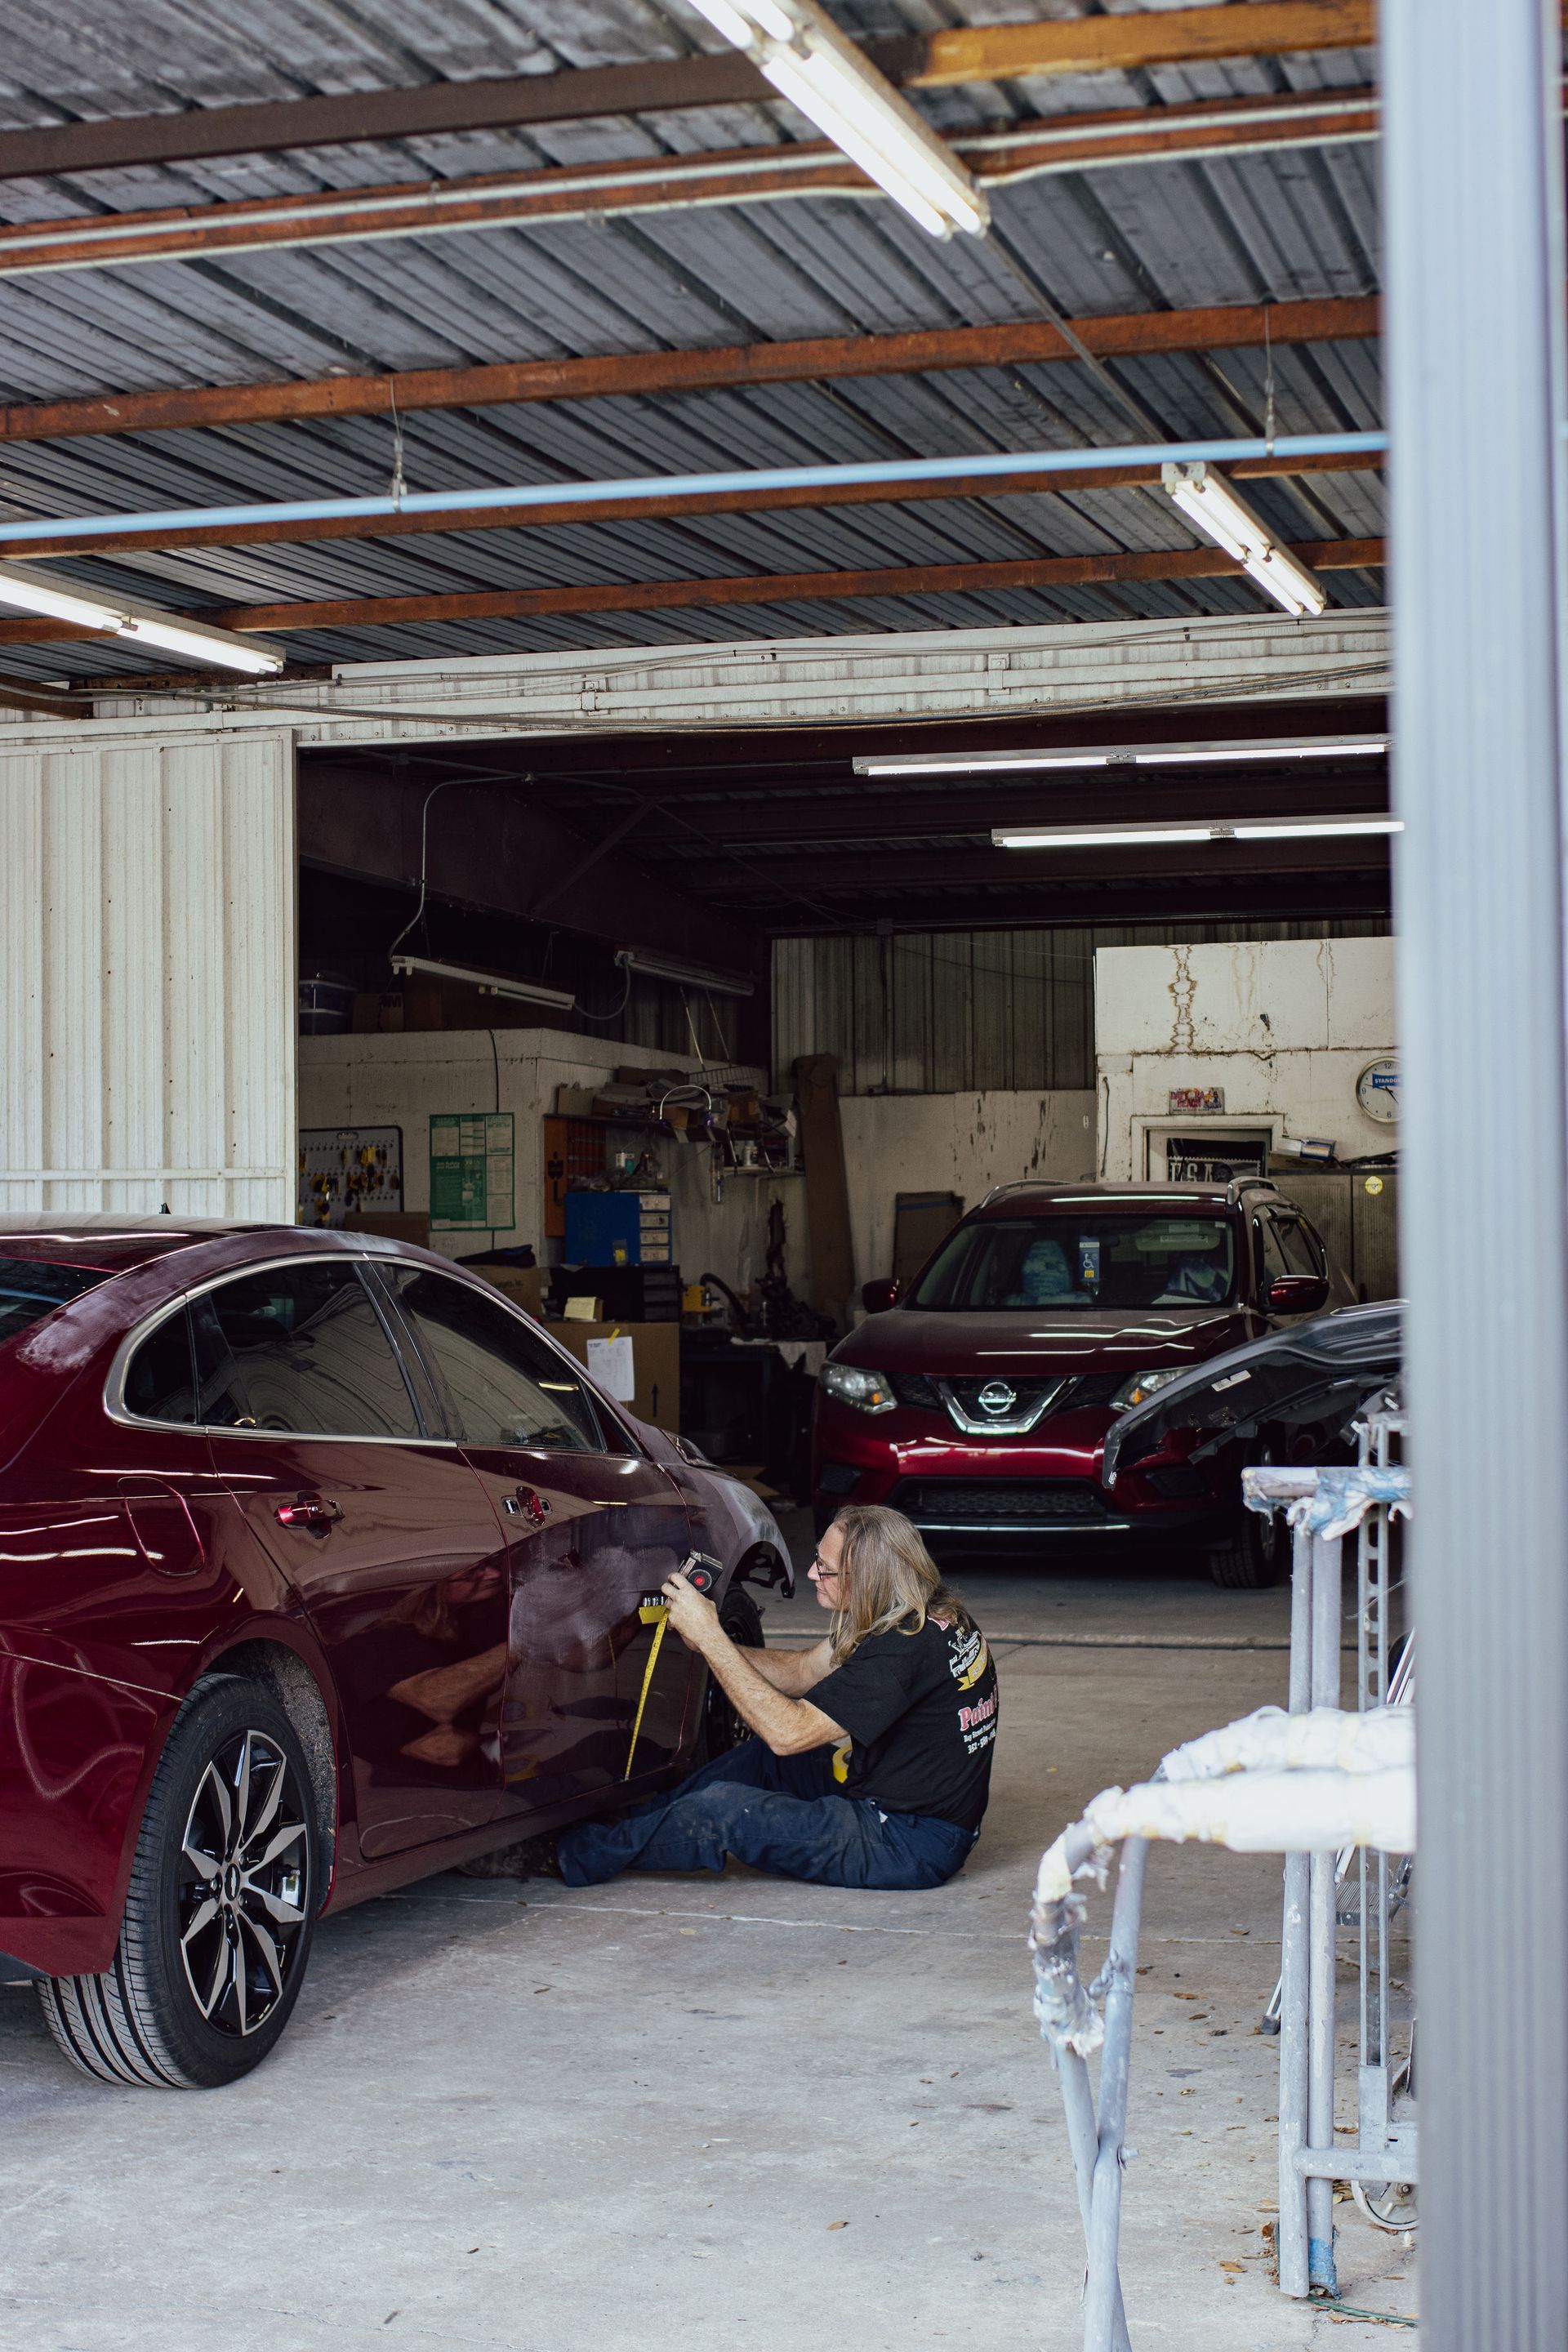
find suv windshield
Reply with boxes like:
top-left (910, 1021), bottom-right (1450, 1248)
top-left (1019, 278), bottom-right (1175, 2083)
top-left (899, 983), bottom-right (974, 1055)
top-left (909, 1214), bottom-right (1237, 1312)
top-left (0, 1257), bottom-right (112, 1348)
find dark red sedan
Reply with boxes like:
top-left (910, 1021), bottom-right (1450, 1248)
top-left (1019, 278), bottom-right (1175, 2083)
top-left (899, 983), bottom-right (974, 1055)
top-left (812, 1178), bottom-right (1352, 1585)
top-left (0, 1220), bottom-right (789, 2088)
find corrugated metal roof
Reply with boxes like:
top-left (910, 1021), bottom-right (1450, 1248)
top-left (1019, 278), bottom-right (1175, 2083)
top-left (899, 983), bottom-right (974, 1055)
top-left (0, 1), bottom-right (1386, 677)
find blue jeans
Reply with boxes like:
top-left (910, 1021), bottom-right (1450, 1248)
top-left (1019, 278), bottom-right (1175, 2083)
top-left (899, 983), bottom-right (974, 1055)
top-left (556, 1737), bottom-right (976, 1891)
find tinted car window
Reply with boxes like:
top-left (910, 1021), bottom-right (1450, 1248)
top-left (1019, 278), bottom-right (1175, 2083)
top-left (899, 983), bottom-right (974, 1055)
top-left (1275, 1215), bottom-right (1324, 1279)
top-left (123, 1307), bottom-right (200, 1424)
top-left (384, 1267), bottom-right (605, 1452)
top-left (0, 1257), bottom-right (110, 1348)
top-left (909, 1215), bottom-right (1236, 1311)
top-left (1256, 1214), bottom-right (1290, 1287)
top-left (194, 1262), bottom-right (420, 1437)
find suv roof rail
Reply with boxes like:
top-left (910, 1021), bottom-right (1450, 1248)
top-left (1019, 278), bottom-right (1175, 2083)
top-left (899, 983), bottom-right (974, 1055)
top-left (973, 1175), bottom-right (1280, 1212)
top-left (974, 1179), bottom-right (1043, 1210)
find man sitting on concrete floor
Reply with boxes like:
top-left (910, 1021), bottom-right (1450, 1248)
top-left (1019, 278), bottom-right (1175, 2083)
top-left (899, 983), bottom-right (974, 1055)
top-left (556, 1503), bottom-right (999, 1891)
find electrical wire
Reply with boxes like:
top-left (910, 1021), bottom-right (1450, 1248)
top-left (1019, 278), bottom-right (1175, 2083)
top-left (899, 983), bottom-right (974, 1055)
top-left (573, 968), bottom-right (634, 1022)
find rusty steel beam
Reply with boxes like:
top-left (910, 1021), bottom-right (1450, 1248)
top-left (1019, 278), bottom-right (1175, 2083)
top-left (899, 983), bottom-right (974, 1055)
top-left (0, 91), bottom-right (1383, 281)
top-left (764, 873), bottom-right (1393, 936)
top-left (0, 9), bottom-right (1379, 185)
top-left (0, 671), bottom-right (87, 717)
top-left (0, 292), bottom-right (1379, 450)
top-left (0, 55), bottom-right (770, 183)
top-left (689, 831), bottom-right (1388, 898)
top-left (0, 448), bottom-right (1380, 564)
top-left (610, 770), bottom-right (1389, 850)
top-left (202, 537), bottom-right (1386, 635)
top-left (0, 537), bottom-right (1385, 648)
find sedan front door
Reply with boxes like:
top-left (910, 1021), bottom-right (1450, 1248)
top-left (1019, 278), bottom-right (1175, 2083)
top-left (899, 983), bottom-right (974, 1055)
top-left (377, 1267), bottom-right (694, 1818)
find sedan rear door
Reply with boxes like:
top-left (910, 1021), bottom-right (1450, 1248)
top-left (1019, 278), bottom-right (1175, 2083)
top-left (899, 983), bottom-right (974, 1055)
top-left (197, 1256), bottom-right (511, 1860)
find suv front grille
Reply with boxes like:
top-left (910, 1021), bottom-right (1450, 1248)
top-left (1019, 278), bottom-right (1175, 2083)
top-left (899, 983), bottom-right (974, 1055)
top-left (889, 1370), bottom-right (1126, 1423)
top-left (889, 1477), bottom-right (1111, 1524)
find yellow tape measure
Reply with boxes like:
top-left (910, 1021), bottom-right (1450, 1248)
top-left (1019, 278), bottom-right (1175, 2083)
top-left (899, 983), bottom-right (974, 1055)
top-left (623, 1602), bottom-right (668, 1779)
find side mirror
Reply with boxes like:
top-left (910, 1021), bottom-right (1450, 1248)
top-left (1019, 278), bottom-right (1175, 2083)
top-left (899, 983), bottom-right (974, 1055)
top-left (861, 1276), bottom-right (899, 1314)
top-left (1267, 1273), bottom-right (1328, 1314)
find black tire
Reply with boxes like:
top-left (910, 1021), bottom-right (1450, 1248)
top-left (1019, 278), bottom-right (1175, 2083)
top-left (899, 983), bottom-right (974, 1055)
top-left (38, 1675), bottom-right (319, 2090)
top-left (1208, 1506), bottom-right (1285, 1589)
top-left (700, 1584), bottom-right (765, 1762)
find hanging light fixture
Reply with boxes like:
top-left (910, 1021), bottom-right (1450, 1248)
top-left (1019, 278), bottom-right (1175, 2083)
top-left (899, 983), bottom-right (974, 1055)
top-left (1161, 461), bottom-right (1328, 618)
top-left (684, 0), bottom-right (988, 239)
top-left (992, 817), bottom-right (1401, 849)
top-left (0, 559), bottom-right (283, 675)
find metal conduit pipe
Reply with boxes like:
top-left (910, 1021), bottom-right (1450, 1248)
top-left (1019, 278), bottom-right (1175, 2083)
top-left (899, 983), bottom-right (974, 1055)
top-left (0, 430), bottom-right (1386, 551)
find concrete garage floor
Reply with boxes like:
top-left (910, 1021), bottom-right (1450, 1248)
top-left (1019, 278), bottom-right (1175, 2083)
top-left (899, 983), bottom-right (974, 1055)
top-left (0, 1529), bottom-right (1417, 2350)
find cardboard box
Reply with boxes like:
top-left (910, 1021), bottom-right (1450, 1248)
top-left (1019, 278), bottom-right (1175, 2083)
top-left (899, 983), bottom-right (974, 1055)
top-left (472, 1263), bottom-right (544, 1317)
top-left (347, 1210), bottom-right (430, 1250)
top-left (550, 1319), bottom-right (680, 1432)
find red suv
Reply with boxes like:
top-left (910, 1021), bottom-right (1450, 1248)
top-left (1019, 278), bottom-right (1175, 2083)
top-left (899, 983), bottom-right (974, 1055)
top-left (812, 1180), bottom-right (1352, 1586)
top-left (0, 1221), bottom-right (788, 2088)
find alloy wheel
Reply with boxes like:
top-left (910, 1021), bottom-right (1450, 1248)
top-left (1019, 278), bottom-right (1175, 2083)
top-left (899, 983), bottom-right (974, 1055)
top-left (177, 1730), bottom-right (310, 2037)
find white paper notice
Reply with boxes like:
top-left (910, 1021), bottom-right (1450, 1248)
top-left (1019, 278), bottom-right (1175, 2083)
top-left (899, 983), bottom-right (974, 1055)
top-left (586, 1334), bottom-right (635, 1401)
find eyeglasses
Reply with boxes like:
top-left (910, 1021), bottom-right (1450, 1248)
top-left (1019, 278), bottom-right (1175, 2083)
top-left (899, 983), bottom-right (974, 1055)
top-left (808, 1554), bottom-right (841, 1579)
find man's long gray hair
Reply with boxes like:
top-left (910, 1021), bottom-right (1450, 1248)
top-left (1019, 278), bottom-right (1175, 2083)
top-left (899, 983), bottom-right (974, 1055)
top-left (826, 1504), bottom-right (971, 1664)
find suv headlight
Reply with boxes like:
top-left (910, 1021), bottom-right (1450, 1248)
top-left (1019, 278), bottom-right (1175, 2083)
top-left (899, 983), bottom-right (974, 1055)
top-left (820, 1362), bottom-right (897, 1415)
top-left (1108, 1366), bottom-right (1187, 1414)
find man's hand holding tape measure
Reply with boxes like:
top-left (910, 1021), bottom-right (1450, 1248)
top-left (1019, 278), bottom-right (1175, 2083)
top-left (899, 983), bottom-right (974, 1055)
top-left (659, 1553), bottom-right (723, 1650)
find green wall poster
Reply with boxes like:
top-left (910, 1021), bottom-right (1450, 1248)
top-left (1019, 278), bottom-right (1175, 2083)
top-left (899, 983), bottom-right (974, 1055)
top-left (429, 1111), bottom-right (515, 1231)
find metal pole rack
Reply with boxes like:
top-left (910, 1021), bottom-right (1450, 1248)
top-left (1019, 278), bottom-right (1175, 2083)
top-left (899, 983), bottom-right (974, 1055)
top-left (1245, 1441), bottom-right (1414, 2299)
top-left (1031, 1448), bottom-right (1414, 2347)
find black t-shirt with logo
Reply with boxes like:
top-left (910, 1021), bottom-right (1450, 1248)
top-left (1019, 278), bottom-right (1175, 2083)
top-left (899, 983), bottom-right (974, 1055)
top-left (808, 1613), bottom-right (999, 1834)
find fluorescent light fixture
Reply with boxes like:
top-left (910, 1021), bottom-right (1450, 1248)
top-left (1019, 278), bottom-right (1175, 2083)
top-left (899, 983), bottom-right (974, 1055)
top-left (992, 817), bottom-right (1403, 849)
top-left (684, 0), bottom-right (987, 239)
top-left (0, 559), bottom-right (283, 675)
top-left (615, 947), bottom-right (755, 998)
top-left (1161, 461), bottom-right (1328, 617)
top-left (114, 615), bottom-right (283, 675)
top-left (853, 735), bottom-right (1388, 778)
top-left (390, 954), bottom-right (576, 1009)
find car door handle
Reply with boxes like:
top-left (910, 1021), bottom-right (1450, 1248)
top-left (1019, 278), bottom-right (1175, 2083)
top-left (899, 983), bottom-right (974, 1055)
top-left (504, 1487), bottom-right (551, 1528)
top-left (274, 1494), bottom-right (342, 1530)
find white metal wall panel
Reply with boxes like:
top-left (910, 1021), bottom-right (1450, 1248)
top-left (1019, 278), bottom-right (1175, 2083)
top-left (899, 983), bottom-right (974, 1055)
top-left (0, 731), bottom-right (295, 1218)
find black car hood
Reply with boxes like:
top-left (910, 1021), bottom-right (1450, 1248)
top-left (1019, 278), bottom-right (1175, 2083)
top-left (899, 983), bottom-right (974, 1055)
top-left (1102, 1301), bottom-right (1402, 1484)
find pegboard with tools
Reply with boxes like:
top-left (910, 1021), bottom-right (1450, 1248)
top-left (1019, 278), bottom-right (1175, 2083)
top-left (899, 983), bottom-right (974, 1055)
top-left (298, 1126), bottom-right (404, 1224)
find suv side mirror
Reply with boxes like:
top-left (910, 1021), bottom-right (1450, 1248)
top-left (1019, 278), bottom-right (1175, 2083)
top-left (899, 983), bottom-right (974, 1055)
top-left (861, 1276), bottom-right (899, 1314)
top-left (1267, 1272), bottom-right (1328, 1315)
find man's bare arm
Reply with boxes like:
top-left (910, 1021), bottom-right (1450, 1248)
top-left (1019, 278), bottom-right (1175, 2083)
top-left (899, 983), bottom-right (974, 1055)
top-left (662, 1579), bottom-right (841, 1756)
top-left (731, 1637), bottom-right (834, 1696)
